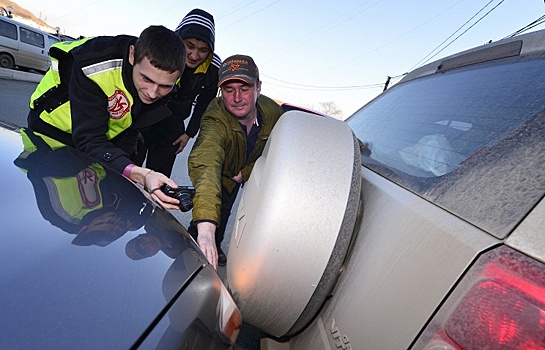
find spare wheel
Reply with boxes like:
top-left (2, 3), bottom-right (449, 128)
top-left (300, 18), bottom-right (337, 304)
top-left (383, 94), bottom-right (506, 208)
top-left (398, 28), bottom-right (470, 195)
top-left (226, 110), bottom-right (361, 337)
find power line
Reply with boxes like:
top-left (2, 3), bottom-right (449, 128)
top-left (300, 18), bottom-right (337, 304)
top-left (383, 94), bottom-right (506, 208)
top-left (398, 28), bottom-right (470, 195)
top-left (265, 0), bottom-right (525, 95)
top-left (221, 0), bottom-right (282, 30)
top-left (262, 73), bottom-right (384, 91)
top-left (258, 1), bottom-right (541, 94)
top-left (409, 0), bottom-right (496, 71)
top-left (45, 0), bottom-right (105, 21)
top-left (160, 0), bottom-right (260, 23)
top-left (284, 0), bottom-right (466, 81)
top-left (264, 81), bottom-right (385, 92)
top-left (217, 0), bottom-right (261, 19)
top-left (502, 14), bottom-right (545, 39)
top-left (269, 0), bottom-right (385, 60)
top-left (409, 0), bottom-right (505, 71)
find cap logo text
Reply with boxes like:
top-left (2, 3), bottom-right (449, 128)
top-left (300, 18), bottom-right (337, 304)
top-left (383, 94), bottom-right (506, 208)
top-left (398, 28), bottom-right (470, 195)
top-left (229, 62), bottom-right (240, 71)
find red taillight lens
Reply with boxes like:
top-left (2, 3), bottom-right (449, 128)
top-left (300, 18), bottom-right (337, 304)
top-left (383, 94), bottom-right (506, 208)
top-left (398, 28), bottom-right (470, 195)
top-left (415, 246), bottom-right (545, 350)
top-left (446, 280), bottom-right (545, 349)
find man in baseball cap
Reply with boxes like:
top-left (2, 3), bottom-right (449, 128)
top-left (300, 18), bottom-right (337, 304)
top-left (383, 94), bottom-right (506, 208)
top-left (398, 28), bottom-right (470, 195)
top-left (187, 54), bottom-right (284, 269)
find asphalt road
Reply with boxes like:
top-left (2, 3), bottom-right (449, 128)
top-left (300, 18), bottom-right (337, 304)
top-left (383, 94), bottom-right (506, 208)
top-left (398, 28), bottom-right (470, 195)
top-left (0, 77), bottom-right (38, 127)
top-left (0, 67), bottom-right (262, 350)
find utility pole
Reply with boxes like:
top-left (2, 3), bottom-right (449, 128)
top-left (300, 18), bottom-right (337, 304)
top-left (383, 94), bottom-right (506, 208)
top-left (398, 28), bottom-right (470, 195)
top-left (383, 76), bottom-right (391, 92)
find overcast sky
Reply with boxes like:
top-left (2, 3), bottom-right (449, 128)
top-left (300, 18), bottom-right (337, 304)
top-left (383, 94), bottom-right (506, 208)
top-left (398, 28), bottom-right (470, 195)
top-left (9, 0), bottom-right (545, 118)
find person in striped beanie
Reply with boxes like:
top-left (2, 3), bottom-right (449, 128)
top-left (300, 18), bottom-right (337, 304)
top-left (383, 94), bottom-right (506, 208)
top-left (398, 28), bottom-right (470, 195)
top-left (138, 9), bottom-right (221, 178)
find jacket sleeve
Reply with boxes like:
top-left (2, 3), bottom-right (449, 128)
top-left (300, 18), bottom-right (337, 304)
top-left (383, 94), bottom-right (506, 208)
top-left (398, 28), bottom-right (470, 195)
top-left (69, 61), bottom-right (132, 173)
top-left (240, 162), bottom-right (255, 183)
top-left (188, 113), bottom-right (226, 225)
top-left (185, 74), bottom-right (219, 138)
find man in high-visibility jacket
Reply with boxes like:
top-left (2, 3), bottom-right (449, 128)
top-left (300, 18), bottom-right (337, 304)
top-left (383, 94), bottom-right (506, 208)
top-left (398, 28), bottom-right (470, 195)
top-left (27, 25), bottom-right (185, 210)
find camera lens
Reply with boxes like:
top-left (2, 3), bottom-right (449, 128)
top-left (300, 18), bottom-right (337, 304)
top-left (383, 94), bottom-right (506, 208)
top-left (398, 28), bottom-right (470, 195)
top-left (178, 192), bottom-right (193, 212)
top-left (160, 184), bottom-right (195, 212)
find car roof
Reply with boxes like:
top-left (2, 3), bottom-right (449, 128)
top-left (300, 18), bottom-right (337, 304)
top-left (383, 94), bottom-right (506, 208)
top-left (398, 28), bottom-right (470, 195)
top-left (399, 28), bottom-right (545, 84)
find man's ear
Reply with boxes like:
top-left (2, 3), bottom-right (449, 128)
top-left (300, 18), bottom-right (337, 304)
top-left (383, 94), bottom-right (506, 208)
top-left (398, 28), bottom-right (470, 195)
top-left (256, 81), bottom-right (262, 97)
top-left (129, 45), bottom-right (135, 66)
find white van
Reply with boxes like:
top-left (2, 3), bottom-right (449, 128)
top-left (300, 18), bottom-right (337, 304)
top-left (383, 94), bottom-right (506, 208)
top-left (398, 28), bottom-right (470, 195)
top-left (0, 16), bottom-right (59, 73)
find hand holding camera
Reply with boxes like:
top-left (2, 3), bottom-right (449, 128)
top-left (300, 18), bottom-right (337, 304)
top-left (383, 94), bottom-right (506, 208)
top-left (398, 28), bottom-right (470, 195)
top-left (160, 184), bottom-right (196, 212)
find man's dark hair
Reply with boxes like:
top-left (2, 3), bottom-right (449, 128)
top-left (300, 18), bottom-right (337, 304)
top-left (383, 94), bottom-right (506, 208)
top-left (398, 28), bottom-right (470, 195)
top-left (133, 25), bottom-right (185, 74)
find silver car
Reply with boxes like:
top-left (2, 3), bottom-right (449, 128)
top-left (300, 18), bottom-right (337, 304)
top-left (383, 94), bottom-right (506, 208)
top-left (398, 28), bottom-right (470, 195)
top-left (225, 28), bottom-right (545, 349)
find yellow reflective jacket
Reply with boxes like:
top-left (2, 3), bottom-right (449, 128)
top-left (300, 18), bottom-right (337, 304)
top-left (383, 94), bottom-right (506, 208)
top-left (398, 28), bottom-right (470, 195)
top-left (28, 35), bottom-right (173, 173)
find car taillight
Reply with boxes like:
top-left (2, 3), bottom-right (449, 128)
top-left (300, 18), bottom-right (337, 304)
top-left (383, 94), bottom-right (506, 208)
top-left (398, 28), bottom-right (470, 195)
top-left (414, 246), bottom-right (545, 350)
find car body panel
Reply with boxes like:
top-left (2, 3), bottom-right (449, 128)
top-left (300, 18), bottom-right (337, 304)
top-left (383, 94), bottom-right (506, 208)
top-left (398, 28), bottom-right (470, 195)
top-left (140, 266), bottom-right (233, 348)
top-left (400, 29), bottom-right (545, 85)
top-left (0, 126), bottom-right (238, 348)
top-left (506, 197), bottom-right (545, 264)
top-left (307, 168), bottom-right (498, 349)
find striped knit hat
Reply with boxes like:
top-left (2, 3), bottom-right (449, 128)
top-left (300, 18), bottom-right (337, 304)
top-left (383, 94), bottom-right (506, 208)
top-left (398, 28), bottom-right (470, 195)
top-left (175, 9), bottom-right (215, 52)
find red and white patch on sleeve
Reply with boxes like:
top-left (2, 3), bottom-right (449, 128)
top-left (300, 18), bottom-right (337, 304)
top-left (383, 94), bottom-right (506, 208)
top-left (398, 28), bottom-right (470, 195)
top-left (107, 89), bottom-right (131, 120)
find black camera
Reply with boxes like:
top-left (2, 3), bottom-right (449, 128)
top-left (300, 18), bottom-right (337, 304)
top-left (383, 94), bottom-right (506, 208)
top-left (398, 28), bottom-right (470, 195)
top-left (160, 184), bottom-right (196, 212)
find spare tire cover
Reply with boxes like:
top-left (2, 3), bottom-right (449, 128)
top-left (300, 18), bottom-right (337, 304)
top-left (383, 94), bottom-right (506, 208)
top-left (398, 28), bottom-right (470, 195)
top-left (226, 110), bottom-right (361, 337)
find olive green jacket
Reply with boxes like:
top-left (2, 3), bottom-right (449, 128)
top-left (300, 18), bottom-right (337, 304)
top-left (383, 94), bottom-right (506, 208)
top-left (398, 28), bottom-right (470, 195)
top-left (188, 95), bottom-right (284, 225)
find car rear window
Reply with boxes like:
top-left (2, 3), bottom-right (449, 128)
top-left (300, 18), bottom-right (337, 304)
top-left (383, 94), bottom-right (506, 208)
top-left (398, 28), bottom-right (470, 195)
top-left (347, 52), bottom-right (545, 238)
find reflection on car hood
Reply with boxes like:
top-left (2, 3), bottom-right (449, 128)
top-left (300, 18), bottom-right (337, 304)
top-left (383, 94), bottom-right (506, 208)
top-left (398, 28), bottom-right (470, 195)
top-left (0, 127), bottom-right (206, 348)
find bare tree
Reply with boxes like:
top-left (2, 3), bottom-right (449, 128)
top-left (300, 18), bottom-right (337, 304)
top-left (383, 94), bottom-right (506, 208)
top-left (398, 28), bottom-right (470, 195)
top-left (318, 101), bottom-right (343, 119)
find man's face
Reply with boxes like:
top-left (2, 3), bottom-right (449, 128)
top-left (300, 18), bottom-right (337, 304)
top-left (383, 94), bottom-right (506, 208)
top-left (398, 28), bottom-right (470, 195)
top-left (221, 81), bottom-right (261, 120)
top-left (135, 234), bottom-right (161, 256)
top-left (129, 46), bottom-right (179, 104)
top-left (183, 38), bottom-right (210, 69)
top-left (78, 212), bottom-right (129, 236)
